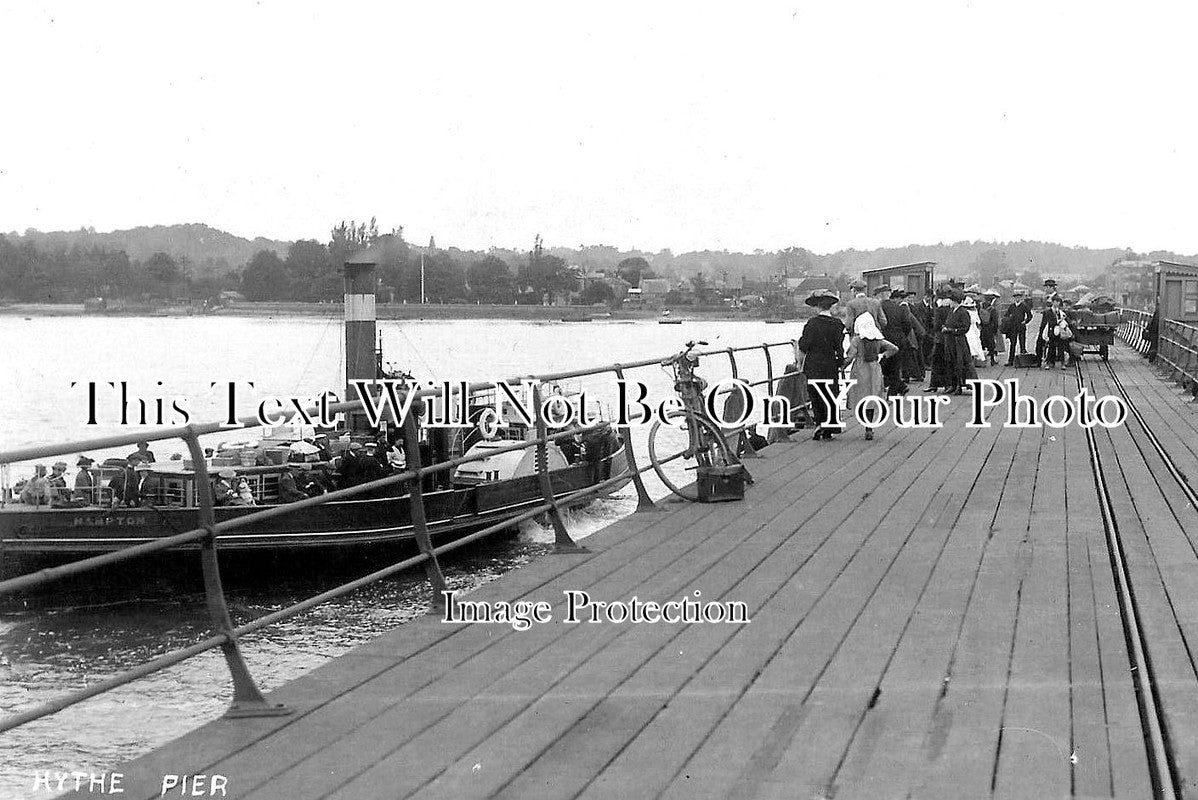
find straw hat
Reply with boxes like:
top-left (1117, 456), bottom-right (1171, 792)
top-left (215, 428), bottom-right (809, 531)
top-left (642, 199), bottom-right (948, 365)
top-left (871, 284), bottom-right (892, 296)
top-left (217, 468), bottom-right (237, 479)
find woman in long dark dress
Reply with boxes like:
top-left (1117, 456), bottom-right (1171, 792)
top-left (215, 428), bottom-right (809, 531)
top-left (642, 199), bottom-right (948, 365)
top-left (925, 291), bottom-right (954, 392)
top-left (798, 290), bottom-right (846, 440)
top-left (941, 291), bottom-right (978, 394)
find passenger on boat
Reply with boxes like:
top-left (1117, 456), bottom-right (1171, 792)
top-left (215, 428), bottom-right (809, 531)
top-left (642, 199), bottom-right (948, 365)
top-left (107, 457), bottom-right (142, 507)
top-left (212, 469), bottom-right (237, 506)
top-left (300, 467), bottom-right (330, 498)
top-left (127, 441), bottom-right (156, 463)
top-left (47, 462), bottom-right (69, 504)
top-left (337, 442), bottom-right (365, 489)
top-left (277, 466), bottom-right (307, 503)
top-left (234, 477), bottom-right (256, 506)
top-left (359, 442), bottom-right (387, 483)
top-left (73, 456), bottom-right (98, 503)
top-left (19, 465), bottom-right (52, 505)
top-left (133, 462), bottom-right (156, 506)
top-left (311, 434), bottom-right (333, 462)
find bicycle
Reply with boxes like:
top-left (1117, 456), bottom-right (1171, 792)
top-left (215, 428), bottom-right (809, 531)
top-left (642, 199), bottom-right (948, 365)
top-left (646, 340), bottom-right (753, 501)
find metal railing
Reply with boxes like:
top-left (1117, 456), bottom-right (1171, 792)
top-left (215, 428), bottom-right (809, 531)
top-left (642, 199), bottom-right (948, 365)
top-left (1118, 309), bottom-right (1198, 397)
top-left (0, 338), bottom-right (799, 733)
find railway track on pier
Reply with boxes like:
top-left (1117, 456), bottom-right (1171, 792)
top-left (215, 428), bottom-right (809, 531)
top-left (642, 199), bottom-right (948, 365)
top-left (1077, 354), bottom-right (1198, 800)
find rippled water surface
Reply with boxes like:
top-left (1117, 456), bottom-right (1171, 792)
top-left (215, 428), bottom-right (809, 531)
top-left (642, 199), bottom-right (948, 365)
top-left (0, 313), bottom-right (793, 799)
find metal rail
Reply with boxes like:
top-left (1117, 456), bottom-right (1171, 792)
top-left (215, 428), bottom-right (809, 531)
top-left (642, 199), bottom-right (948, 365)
top-left (1118, 309), bottom-right (1198, 397)
top-left (0, 337), bottom-right (798, 733)
top-left (1076, 357), bottom-right (1179, 800)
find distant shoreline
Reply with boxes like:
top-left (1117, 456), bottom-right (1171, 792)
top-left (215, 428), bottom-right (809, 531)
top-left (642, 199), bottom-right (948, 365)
top-left (0, 301), bottom-right (790, 322)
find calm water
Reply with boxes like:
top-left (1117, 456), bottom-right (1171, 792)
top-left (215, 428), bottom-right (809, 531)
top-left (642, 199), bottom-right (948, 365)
top-left (0, 313), bottom-right (794, 799)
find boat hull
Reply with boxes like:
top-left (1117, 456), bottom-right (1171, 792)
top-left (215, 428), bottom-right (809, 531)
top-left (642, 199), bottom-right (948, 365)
top-left (0, 449), bottom-right (629, 568)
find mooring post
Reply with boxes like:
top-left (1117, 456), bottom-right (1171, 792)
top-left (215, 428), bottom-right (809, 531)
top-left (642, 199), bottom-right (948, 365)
top-left (182, 428), bottom-right (289, 719)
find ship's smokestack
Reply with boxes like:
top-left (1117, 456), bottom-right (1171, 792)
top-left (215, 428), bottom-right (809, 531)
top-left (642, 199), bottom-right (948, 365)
top-left (343, 246), bottom-right (380, 434)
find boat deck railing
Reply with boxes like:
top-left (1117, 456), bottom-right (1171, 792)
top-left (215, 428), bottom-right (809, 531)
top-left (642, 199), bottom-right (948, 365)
top-left (1119, 308), bottom-right (1198, 396)
top-left (0, 338), bottom-right (798, 733)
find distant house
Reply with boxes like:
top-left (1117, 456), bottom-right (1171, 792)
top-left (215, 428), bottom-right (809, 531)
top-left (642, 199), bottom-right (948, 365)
top-left (639, 278), bottom-right (671, 308)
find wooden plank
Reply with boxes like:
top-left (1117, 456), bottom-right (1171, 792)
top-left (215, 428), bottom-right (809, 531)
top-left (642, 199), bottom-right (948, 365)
top-left (991, 369), bottom-right (1073, 798)
top-left (237, 434), bottom-right (910, 799)
top-left (830, 413), bottom-right (1024, 798)
top-left (642, 396), bottom-right (988, 800)
top-left (757, 420), bottom-right (1006, 798)
top-left (108, 443), bottom-right (818, 799)
top-left (511, 407), bottom-right (980, 800)
top-left (318, 425), bottom-right (945, 799)
top-left (910, 381), bottom-right (1049, 800)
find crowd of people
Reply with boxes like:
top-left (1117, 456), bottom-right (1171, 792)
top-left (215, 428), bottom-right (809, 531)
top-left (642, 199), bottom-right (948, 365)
top-left (11, 432), bottom-right (408, 510)
top-left (797, 276), bottom-right (1082, 441)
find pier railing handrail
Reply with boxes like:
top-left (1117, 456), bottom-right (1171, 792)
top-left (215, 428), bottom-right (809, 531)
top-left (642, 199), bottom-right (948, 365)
top-left (1117, 308), bottom-right (1198, 396)
top-left (0, 336), bottom-right (799, 733)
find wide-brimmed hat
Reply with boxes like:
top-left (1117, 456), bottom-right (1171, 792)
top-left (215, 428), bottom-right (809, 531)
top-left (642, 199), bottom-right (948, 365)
top-left (889, 288), bottom-right (908, 298)
top-left (848, 278), bottom-right (867, 290)
top-left (961, 296), bottom-right (977, 308)
top-left (217, 468), bottom-right (237, 479)
top-left (871, 284), bottom-right (892, 295)
top-left (348, 442), bottom-right (364, 451)
top-left (1043, 278), bottom-right (1058, 286)
top-left (804, 289), bottom-right (840, 307)
top-left (76, 456), bottom-right (94, 466)
top-left (965, 283), bottom-right (981, 293)
top-left (983, 288), bottom-right (1001, 297)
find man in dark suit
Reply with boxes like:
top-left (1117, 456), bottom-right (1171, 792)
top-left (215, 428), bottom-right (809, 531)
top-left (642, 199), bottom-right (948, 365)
top-left (912, 289), bottom-right (935, 372)
top-left (879, 288), bottom-right (912, 395)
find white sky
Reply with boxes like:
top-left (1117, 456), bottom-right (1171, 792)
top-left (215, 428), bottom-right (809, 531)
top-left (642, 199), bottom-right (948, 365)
top-left (1, 1), bottom-right (1195, 255)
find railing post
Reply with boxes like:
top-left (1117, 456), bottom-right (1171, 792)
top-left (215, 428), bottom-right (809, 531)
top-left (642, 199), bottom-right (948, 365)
top-left (727, 348), bottom-right (759, 458)
top-left (402, 410), bottom-right (448, 614)
top-left (612, 366), bottom-right (658, 512)
top-left (762, 344), bottom-right (775, 395)
top-left (531, 383), bottom-right (586, 553)
top-left (181, 428), bottom-right (289, 719)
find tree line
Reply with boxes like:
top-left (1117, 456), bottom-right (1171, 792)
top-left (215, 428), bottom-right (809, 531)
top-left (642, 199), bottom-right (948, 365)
top-left (0, 235), bottom-right (236, 303)
top-left (0, 221), bottom-right (619, 305)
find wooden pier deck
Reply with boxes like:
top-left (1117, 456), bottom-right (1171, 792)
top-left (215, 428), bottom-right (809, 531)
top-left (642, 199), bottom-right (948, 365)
top-left (79, 342), bottom-right (1198, 799)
